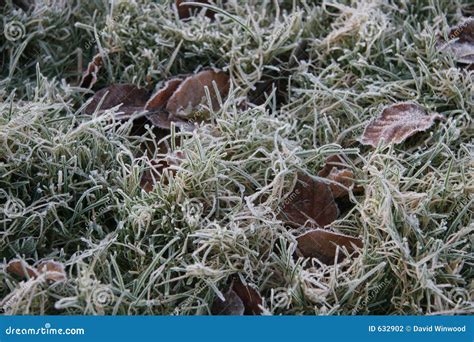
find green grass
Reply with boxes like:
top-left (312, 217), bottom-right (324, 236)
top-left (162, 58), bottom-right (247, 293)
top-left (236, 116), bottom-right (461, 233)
top-left (0, 0), bottom-right (473, 315)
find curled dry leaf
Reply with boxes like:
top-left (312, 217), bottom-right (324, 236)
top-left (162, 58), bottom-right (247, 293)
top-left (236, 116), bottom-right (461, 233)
top-left (140, 151), bottom-right (184, 192)
top-left (36, 260), bottom-right (67, 282)
top-left (317, 155), bottom-right (348, 178)
top-left (442, 19), bottom-right (474, 65)
top-left (176, 0), bottom-right (220, 20)
top-left (326, 168), bottom-right (354, 199)
top-left (296, 229), bottom-right (363, 265)
top-left (166, 69), bottom-right (230, 119)
top-left (145, 78), bottom-right (190, 130)
top-left (280, 173), bottom-right (339, 228)
top-left (211, 277), bottom-right (263, 315)
top-left (211, 288), bottom-right (245, 315)
top-left (231, 277), bottom-right (263, 315)
top-left (318, 156), bottom-right (364, 199)
top-left (318, 155), bottom-right (353, 198)
top-left (146, 78), bottom-right (183, 112)
top-left (79, 53), bottom-right (103, 89)
top-left (6, 259), bottom-right (67, 282)
top-left (6, 259), bottom-right (38, 279)
top-left (84, 84), bottom-right (150, 118)
top-left (360, 103), bottom-right (444, 148)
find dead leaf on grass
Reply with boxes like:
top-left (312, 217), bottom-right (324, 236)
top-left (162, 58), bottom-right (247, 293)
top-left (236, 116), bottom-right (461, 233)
top-left (211, 277), bottom-right (263, 315)
top-left (360, 102), bottom-right (443, 147)
top-left (441, 19), bottom-right (474, 66)
top-left (166, 69), bottom-right (230, 119)
top-left (280, 173), bottom-right (339, 228)
top-left (231, 277), bottom-right (263, 315)
top-left (296, 229), bottom-right (363, 265)
top-left (176, 0), bottom-right (221, 20)
top-left (79, 53), bottom-right (103, 89)
top-left (145, 78), bottom-right (191, 130)
top-left (36, 260), bottom-right (67, 282)
top-left (6, 259), bottom-right (67, 282)
top-left (6, 259), bottom-right (38, 279)
top-left (84, 84), bottom-right (150, 118)
top-left (211, 288), bottom-right (245, 315)
top-left (326, 168), bottom-right (355, 199)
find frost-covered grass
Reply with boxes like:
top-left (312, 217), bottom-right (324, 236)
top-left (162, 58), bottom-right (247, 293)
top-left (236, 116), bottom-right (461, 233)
top-left (0, 0), bottom-right (473, 315)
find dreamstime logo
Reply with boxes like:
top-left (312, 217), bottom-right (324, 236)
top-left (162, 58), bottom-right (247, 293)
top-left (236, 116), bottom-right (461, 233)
top-left (2, 198), bottom-right (25, 218)
top-left (352, 279), bottom-right (390, 314)
top-left (448, 287), bottom-right (472, 306)
top-left (182, 199), bottom-right (203, 225)
top-left (91, 286), bottom-right (115, 309)
top-left (262, 14), bottom-right (298, 50)
top-left (4, 21), bottom-right (26, 42)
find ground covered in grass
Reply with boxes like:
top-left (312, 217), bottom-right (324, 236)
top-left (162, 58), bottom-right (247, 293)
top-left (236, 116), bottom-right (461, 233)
top-left (0, 0), bottom-right (473, 315)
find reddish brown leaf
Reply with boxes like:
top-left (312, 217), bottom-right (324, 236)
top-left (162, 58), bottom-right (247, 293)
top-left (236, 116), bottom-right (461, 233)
top-left (145, 78), bottom-right (191, 129)
top-left (280, 174), bottom-right (339, 228)
top-left (176, 0), bottom-right (221, 20)
top-left (326, 168), bottom-right (354, 199)
top-left (6, 259), bottom-right (38, 279)
top-left (211, 288), bottom-right (245, 315)
top-left (140, 151), bottom-right (184, 192)
top-left (360, 103), bottom-right (443, 148)
top-left (79, 53), bottom-right (103, 89)
top-left (84, 84), bottom-right (150, 118)
top-left (442, 19), bottom-right (474, 65)
top-left (146, 78), bottom-right (184, 111)
top-left (166, 69), bottom-right (230, 119)
top-left (296, 229), bottom-right (363, 265)
top-left (36, 260), bottom-right (67, 282)
top-left (318, 155), bottom-right (349, 178)
top-left (231, 277), bottom-right (263, 315)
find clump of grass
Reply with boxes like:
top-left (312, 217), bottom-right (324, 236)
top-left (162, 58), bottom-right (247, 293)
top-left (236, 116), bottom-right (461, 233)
top-left (0, 0), bottom-right (473, 315)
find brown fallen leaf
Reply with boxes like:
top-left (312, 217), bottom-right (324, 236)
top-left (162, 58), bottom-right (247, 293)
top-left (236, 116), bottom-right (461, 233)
top-left (146, 78), bottom-right (183, 112)
top-left (36, 260), bottom-right (67, 282)
top-left (79, 53), bottom-right (103, 89)
top-left (359, 102), bottom-right (443, 148)
top-left (211, 288), bottom-right (245, 315)
top-left (280, 173), bottom-right (339, 228)
top-left (441, 19), bottom-right (474, 66)
top-left (231, 277), bottom-right (263, 315)
top-left (296, 229), bottom-right (363, 265)
top-left (176, 0), bottom-right (221, 20)
top-left (84, 84), bottom-right (150, 118)
top-left (166, 69), bottom-right (230, 119)
top-left (326, 168), bottom-right (354, 199)
top-left (6, 259), bottom-right (38, 279)
top-left (140, 151), bottom-right (184, 192)
top-left (318, 156), bottom-right (364, 199)
top-left (145, 78), bottom-right (191, 130)
top-left (211, 277), bottom-right (263, 315)
top-left (318, 155), bottom-right (349, 178)
top-left (6, 259), bottom-right (67, 282)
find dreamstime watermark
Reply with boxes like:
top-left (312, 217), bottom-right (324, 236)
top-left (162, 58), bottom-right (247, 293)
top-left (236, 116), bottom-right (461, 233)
top-left (262, 14), bottom-right (298, 50)
top-left (274, 188), bottom-right (300, 217)
top-left (172, 283), bottom-right (207, 315)
top-left (83, 14), bottom-right (121, 50)
top-left (91, 286), bottom-right (115, 309)
top-left (1, 198), bottom-right (25, 218)
top-left (4, 322), bottom-right (85, 336)
top-left (182, 199), bottom-right (204, 226)
top-left (447, 197), bottom-right (472, 221)
top-left (3, 20), bottom-right (26, 42)
top-left (352, 279), bottom-right (391, 314)
top-left (439, 18), bottom-right (473, 49)
top-left (448, 287), bottom-right (473, 306)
